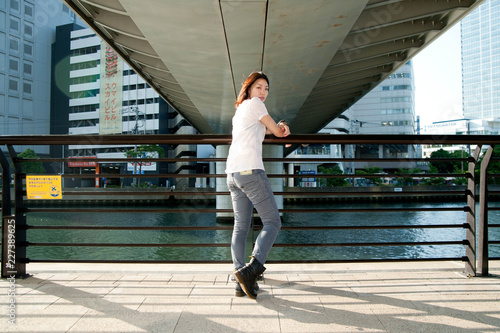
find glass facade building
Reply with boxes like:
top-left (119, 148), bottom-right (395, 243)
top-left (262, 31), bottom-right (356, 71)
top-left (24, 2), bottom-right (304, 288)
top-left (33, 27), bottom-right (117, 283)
top-left (461, 0), bottom-right (500, 119)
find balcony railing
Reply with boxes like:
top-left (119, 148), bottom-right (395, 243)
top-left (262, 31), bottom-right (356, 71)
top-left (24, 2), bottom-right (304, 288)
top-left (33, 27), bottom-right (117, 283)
top-left (1, 134), bottom-right (499, 278)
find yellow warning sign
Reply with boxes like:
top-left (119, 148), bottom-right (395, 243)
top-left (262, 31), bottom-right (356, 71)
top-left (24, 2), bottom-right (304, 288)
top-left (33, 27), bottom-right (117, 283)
top-left (26, 176), bottom-right (62, 200)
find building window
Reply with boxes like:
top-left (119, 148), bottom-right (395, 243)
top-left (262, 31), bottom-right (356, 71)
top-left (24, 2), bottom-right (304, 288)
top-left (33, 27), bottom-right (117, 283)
top-left (72, 46), bottom-right (99, 56)
top-left (9, 58), bottom-right (19, 72)
top-left (70, 89), bottom-right (99, 99)
top-left (10, 0), bottom-right (20, 11)
top-left (381, 108), bottom-right (411, 115)
top-left (10, 18), bottom-right (20, 32)
top-left (24, 3), bottom-right (34, 18)
top-left (24, 23), bottom-right (33, 38)
top-left (23, 81), bottom-right (32, 94)
top-left (70, 60), bottom-right (98, 70)
top-left (389, 73), bottom-right (411, 79)
top-left (9, 38), bottom-right (19, 52)
top-left (382, 85), bottom-right (412, 91)
top-left (70, 74), bottom-right (99, 85)
top-left (295, 144), bottom-right (331, 155)
top-left (382, 120), bottom-right (410, 127)
top-left (380, 97), bottom-right (412, 103)
top-left (9, 78), bottom-right (19, 91)
top-left (23, 62), bottom-right (32, 75)
top-left (24, 42), bottom-right (33, 56)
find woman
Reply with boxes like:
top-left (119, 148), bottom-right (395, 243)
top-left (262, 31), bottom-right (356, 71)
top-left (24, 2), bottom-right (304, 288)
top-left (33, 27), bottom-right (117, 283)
top-left (225, 71), bottom-right (290, 299)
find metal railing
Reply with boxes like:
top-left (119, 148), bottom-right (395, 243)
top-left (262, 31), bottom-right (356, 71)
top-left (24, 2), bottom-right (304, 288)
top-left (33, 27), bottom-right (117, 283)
top-left (1, 134), bottom-right (499, 278)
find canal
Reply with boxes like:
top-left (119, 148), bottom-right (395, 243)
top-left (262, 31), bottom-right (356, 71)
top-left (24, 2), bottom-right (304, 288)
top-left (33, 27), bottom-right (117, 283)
top-left (26, 202), bottom-right (500, 262)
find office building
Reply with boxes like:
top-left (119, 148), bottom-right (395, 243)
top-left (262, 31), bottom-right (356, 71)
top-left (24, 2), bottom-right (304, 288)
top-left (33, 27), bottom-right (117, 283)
top-left (288, 61), bottom-right (417, 182)
top-left (51, 24), bottom-right (197, 187)
top-left (461, 0), bottom-right (500, 120)
top-left (1, 0), bottom-right (76, 155)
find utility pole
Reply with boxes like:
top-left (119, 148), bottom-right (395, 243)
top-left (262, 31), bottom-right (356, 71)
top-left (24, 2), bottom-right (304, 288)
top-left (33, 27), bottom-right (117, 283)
top-left (124, 106), bottom-right (145, 186)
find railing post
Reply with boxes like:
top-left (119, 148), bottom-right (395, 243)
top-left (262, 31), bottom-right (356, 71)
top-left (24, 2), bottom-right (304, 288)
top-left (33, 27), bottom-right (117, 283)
top-left (465, 146), bottom-right (481, 276)
top-left (478, 145), bottom-right (494, 276)
top-left (1, 149), bottom-right (14, 278)
top-left (0, 149), bottom-right (12, 218)
top-left (6, 146), bottom-right (27, 277)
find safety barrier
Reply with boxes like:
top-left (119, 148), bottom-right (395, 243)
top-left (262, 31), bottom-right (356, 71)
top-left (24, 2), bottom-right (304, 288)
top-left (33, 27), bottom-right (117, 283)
top-left (0, 134), bottom-right (498, 277)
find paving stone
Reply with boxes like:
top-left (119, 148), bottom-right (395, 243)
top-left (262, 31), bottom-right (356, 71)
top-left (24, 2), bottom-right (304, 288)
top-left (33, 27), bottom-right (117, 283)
top-left (0, 261), bottom-right (497, 333)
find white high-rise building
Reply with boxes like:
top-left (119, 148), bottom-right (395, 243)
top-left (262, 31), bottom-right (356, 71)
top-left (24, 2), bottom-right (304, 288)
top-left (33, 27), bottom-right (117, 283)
top-left (342, 62), bottom-right (416, 137)
top-left (51, 24), bottom-right (197, 187)
top-left (461, 0), bottom-right (500, 120)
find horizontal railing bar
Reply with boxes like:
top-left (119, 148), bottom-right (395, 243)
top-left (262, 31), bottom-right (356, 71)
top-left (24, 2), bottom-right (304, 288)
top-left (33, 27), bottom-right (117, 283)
top-left (279, 224), bottom-right (468, 230)
top-left (18, 157), bottom-right (470, 163)
top-left (2, 133), bottom-right (500, 145)
top-left (24, 257), bottom-right (465, 264)
top-left (279, 208), bottom-right (467, 213)
top-left (490, 241), bottom-right (500, 244)
top-left (25, 242), bottom-right (230, 247)
top-left (25, 241), bottom-right (464, 248)
top-left (24, 207), bottom-right (467, 213)
top-left (273, 241), bottom-right (466, 247)
top-left (25, 224), bottom-right (467, 231)
top-left (20, 173), bottom-right (470, 179)
top-left (26, 226), bottom-right (234, 230)
top-left (62, 191), bottom-right (227, 196)
top-left (24, 208), bottom-right (233, 213)
top-left (57, 190), bottom-right (467, 197)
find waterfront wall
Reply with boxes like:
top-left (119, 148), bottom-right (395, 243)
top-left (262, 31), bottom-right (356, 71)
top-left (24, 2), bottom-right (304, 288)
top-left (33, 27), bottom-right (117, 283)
top-left (16, 185), bottom-right (500, 206)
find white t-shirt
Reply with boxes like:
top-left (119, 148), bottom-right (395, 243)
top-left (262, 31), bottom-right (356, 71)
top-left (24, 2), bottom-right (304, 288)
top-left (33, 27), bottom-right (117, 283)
top-left (225, 97), bottom-right (269, 174)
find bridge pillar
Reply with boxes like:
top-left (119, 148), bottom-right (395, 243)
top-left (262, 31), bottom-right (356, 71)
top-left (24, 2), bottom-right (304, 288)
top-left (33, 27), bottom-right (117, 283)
top-left (216, 145), bottom-right (284, 223)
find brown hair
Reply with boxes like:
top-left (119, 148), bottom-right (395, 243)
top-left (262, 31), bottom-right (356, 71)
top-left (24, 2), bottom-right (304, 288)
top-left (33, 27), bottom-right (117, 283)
top-left (235, 71), bottom-right (269, 108)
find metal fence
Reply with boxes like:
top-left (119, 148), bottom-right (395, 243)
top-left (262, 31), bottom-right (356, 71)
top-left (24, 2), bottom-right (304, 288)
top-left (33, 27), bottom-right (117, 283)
top-left (1, 134), bottom-right (499, 278)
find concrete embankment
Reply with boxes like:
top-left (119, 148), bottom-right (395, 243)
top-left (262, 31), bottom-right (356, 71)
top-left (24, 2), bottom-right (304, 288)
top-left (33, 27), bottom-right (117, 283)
top-left (13, 185), bottom-right (499, 206)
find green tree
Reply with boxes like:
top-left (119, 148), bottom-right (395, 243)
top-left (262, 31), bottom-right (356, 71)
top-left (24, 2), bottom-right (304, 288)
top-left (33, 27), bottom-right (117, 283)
top-left (125, 145), bottom-right (165, 159)
top-left (318, 165), bottom-right (347, 187)
top-left (13, 148), bottom-right (46, 174)
top-left (355, 166), bottom-right (383, 185)
top-left (429, 148), bottom-right (469, 174)
top-left (125, 145), bottom-right (165, 186)
top-left (421, 165), bottom-right (446, 185)
top-left (395, 168), bottom-right (422, 186)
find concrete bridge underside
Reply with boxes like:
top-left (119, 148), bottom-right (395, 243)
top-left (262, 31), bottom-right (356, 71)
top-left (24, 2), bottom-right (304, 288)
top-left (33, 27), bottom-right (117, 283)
top-left (63, 0), bottom-right (484, 135)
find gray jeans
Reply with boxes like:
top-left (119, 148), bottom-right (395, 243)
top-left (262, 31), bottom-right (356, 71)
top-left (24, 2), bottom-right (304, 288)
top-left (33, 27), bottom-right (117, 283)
top-left (227, 169), bottom-right (281, 270)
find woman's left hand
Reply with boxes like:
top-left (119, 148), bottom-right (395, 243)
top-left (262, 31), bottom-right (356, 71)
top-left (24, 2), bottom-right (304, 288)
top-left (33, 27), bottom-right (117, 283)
top-left (278, 123), bottom-right (290, 137)
top-left (278, 122), bottom-right (291, 147)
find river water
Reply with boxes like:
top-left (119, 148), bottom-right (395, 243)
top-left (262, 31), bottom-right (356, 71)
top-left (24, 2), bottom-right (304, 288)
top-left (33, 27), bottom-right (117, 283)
top-left (26, 202), bottom-right (500, 262)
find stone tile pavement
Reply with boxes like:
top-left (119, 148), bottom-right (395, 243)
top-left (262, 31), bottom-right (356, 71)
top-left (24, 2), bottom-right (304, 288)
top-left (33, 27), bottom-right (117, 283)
top-left (1, 261), bottom-right (499, 332)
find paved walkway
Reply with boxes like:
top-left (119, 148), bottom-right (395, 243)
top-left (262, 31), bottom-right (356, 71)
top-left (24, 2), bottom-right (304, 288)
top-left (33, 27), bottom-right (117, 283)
top-left (1, 261), bottom-right (499, 332)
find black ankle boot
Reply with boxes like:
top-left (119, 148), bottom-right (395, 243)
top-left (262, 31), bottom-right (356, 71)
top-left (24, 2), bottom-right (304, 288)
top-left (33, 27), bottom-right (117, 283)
top-left (234, 281), bottom-right (259, 297)
top-left (234, 257), bottom-right (266, 299)
top-left (235, 282), bottom-right (245, 297)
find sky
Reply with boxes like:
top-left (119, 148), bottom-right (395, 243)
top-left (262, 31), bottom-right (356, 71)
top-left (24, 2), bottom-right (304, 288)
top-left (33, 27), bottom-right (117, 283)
top-left (413, 24), bottom-right (464, 126)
